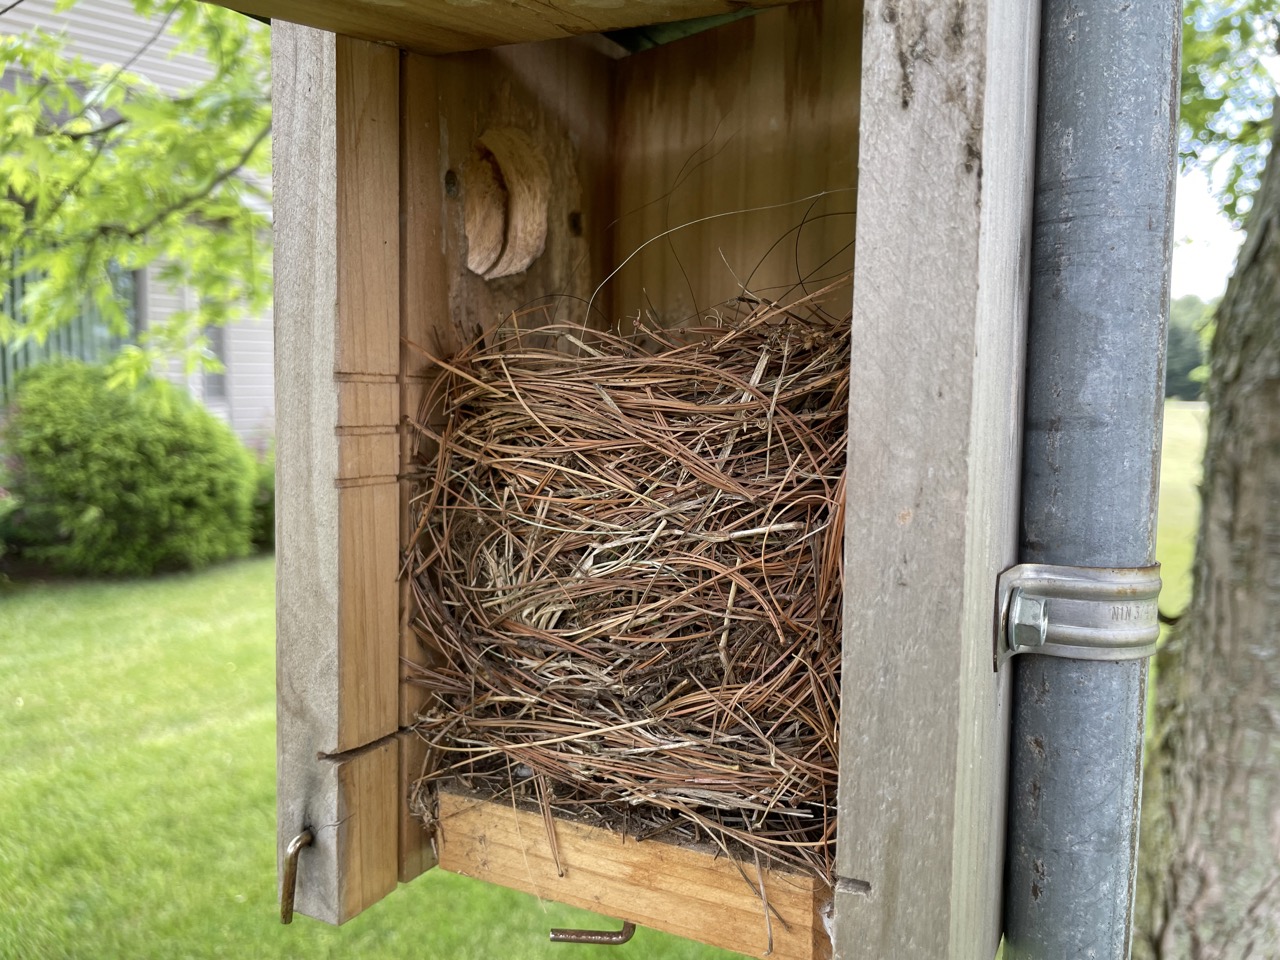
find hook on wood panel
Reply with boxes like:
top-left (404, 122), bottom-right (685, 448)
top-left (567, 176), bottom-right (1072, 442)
top-left (549, 920), bottom-right (637, 945)
top-left (280, 829), bottom-right (314, 924)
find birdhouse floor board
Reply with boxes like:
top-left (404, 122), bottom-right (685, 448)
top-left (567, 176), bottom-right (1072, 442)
top-left (435, 788), bottom-right (832, 960)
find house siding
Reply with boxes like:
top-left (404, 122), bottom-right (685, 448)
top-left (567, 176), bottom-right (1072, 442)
top-left (226, 309), bottom-right (275, 447)
top-left (2, 0), bottom-right (214, 93)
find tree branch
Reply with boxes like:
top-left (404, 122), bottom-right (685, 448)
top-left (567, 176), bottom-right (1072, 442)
top-left (32, 131), bottom-right (115, 231)
top-left (73, 1), bottom-right (181, 121)
top-left (67, 116), bottom-right (129, 141)
top-left (123, 120), bottom-right (271, 240)
top-left (36, 116), bottom-right (129, 141)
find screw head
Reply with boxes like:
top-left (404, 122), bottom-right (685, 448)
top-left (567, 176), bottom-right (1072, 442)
top-left (1010, 589), bottom-right (1048, 651)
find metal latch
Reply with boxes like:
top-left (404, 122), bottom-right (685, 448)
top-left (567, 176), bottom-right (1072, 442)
top-left (550, 921), bottom-right (636, 945)
top-left (995, 563), bottom-right (1161, 669)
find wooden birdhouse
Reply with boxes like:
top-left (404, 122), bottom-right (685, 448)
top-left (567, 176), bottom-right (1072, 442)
top-left (224, 0), bottom-right (1039, 956)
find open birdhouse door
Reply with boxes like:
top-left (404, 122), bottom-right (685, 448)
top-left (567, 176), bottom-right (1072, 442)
top-left (259, 0), bottom-right (1039, 956)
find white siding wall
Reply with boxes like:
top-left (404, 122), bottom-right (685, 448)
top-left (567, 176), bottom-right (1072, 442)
top-left (142, 262), bottom-right (200, 395)
top-left (226, 308), bottom-right (275, 449)
top-left (4, 0), bottom-right (275, 443)
top-left (1, 0), bottom-right (214, 93)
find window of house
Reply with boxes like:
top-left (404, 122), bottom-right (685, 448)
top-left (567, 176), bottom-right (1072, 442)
top-left (203, 324), bottom-right (228, 401)
top-left (106, 262), bottom-right (141, 341)
top-left (2, 257), bottom-right (143, 400)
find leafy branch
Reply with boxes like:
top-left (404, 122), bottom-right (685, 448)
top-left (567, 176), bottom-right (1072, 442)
top-left (1181, 0), bottom-right (1279, 223)
top-left (84, 120), bottom-right (271, 244)
top-left (0, 0), bottom-right (272, 379)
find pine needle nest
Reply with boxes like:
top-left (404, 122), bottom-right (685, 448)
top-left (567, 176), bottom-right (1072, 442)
top-left (405, 280), bottom-right (849, 882)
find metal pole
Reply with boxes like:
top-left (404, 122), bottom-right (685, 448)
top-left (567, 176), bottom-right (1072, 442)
top-left (1004, 1), bottom-right (1180, 958)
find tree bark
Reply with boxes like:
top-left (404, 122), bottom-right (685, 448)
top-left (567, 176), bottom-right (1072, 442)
top-left (1136, 128), bottom-right (1280, 959)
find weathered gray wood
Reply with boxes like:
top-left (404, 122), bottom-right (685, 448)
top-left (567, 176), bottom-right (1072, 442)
top-left (833, 2), bottom-right (1039, 957)
top-left (274, 22), bottom-right (400, 924)
top-left (274, 21), bottom-right (341, 921)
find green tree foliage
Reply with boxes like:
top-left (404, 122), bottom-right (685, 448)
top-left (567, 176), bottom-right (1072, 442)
top-left (1180, 0), bottom-right (1277, 223)
top-left (0, 0), bottom-right (270, 377)
top-left (0, 460), bottom-right (18, 562)
top-left (1165, 294), bottom-right (1214, 398)
top-left (1, 362), bottom-right (255, 575)
top-left (250, 445), bottom-right (274, 551)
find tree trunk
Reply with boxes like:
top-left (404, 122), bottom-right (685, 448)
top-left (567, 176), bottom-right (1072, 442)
top-left (1135, 131), bottom-right (1280, 959)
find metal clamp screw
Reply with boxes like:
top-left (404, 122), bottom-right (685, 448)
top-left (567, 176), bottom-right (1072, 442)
top-left (1009, 589), bottom-right (1048, 652)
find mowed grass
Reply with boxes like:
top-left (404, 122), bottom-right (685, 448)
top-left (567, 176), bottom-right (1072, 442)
top-left (0, 405), bottom-right (1207, 959)
top-left (1157, 401), bottom-right (1208, 615)
top-left (0, 558), bottom-right (733, 960)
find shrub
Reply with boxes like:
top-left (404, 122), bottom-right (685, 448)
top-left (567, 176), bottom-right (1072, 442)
top-left (0, 458), bottom-right (19, 563)
top-left (251, 445), bottom-right (274, 551)
top-left (2, 362), bottom-right (255, 576)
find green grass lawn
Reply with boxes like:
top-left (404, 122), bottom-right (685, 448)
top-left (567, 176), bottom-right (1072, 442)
top-left (0, 559), bottom-right (733, 960)
top-left (1157, 401), bottom-right (1208, 616)
top-left (0, 403), bottom-right (1207, 959)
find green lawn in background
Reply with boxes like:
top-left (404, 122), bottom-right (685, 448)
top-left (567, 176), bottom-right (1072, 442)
top-left (1157, 401), bottom-right (1208, 616)
top-left (0, 402), bottom-right (1208, 960)
top-left (0, 558), bottom-right (733, 960)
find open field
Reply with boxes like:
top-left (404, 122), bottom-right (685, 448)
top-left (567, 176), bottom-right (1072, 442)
top-left (0, 402), bottom-right (1206, 959)
top-left (0, 559), bottom-right (733, 960)
top-left (1157, 401), bottom-right (1208, 615)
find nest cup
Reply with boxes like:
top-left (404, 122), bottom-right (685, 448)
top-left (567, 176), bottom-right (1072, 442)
top-left (405, 279), bottom-right (850, 882)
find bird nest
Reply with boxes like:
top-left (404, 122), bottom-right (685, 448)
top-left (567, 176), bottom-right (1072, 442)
top-left (404, 281), bottom-right (849, 881)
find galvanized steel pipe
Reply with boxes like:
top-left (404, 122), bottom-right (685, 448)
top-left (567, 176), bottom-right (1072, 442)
top-left (1004, 1), bottom-right (1180, 957)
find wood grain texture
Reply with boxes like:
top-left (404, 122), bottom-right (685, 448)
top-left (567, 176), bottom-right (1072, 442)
top-left (337, 481), bottom-right (400, 744)
top-left (215, 0), bottom-right (796, 55)
top-left (336, 432), bottom-right (398, 482)
top-left (437, 789), bottom-right (832, 959)
top-left (337, 37), bottom-right (400, 378)
top-left (274, 21), bottom-right (343, 919)
top-left (274, 23), bottom-right (402, 923)
top-left (397, 731), bottom-right (436, 882)
top-left (398, 53), bottom-right (445, 732)
top-left (336, 739), bottom-right (401, 920)
top-left (393, 16), bottom-right (855, 948)
top-left (418, 40), bottom-right (615, 341)
top-left (397, 39), bottom-right (614, 883)
top-left (611, 1), bottom-right (859, 325)
top-left (397, 37), bottom-right (613, 719)
top-left (474, 126), bottom-right (552, 280)
top-left (280, 2), bottom-right (1033, 946)
top-left (461, 148), bottom-right (508, 277)
top-left (400, 52), bottom-right (457, 361)
top-left (339, 381), bottom-right (398, 427)
top-left (398, 38), bottom-right (615, 370)
top-left (832, 1), bottom-right (1038, 958)
top-left (279, 740), bottom-right (399, 927)
top-left (335, 37), bottom-right (401, 754)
